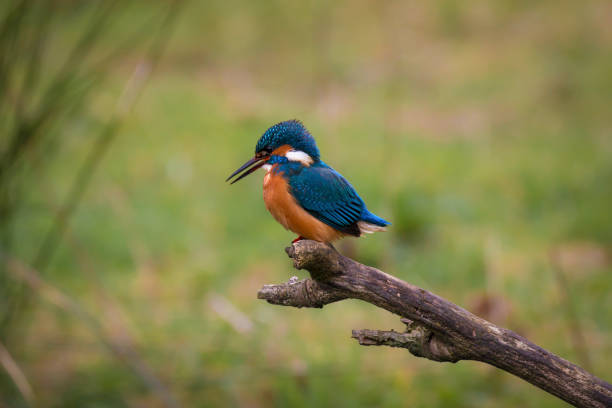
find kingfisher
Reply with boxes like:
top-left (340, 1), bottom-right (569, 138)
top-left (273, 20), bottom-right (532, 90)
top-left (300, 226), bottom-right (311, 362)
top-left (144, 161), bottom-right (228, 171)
top-left (226, 120), bottom-right (390, 243)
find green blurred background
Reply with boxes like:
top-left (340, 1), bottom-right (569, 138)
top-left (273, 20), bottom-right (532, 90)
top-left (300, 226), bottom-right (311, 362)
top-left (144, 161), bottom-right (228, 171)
top-left (1, 1), bottom-right (611, 407)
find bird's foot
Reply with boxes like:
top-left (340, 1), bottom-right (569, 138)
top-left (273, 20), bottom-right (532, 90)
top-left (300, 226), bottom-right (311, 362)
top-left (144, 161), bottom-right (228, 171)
top-left (292, 236), bottom-right (305, 244)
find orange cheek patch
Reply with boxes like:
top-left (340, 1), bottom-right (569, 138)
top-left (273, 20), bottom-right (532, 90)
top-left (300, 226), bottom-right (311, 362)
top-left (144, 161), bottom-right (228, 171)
top-left (271, 144), bottom-right (292, 156)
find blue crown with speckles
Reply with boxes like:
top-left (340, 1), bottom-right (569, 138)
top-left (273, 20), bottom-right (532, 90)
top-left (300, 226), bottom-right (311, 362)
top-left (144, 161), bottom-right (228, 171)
top-left (255, 120), bottom-right (320, 159)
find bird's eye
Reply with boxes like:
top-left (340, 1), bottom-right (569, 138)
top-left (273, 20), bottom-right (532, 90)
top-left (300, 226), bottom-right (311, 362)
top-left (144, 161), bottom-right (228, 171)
top-left (256, 148), bottom-right (272, 159)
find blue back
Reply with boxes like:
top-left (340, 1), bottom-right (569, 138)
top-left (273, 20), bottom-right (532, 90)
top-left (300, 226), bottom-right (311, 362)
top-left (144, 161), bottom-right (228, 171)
top-left (271, 160), bottom-right (366, 236)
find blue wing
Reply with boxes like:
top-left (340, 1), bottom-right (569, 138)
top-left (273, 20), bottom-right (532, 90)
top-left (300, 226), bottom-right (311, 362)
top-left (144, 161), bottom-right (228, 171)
top-left (288, 162), bottom-right (365, 236)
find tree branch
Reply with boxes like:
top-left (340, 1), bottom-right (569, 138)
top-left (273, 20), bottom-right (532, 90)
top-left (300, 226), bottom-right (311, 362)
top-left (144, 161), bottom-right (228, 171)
top-left (257, 240), bottom-right (612, 408)
top-left (351, 318), bottom-right (467, 363)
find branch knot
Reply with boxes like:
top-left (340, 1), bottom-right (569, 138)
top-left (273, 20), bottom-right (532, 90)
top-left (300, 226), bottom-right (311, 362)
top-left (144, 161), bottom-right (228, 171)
top-left (351, 318), bottom-right (465, 363)
top-left (285, 241), bottom-right (343, 280)
top-left (257, 278), bottom-right (347, 308)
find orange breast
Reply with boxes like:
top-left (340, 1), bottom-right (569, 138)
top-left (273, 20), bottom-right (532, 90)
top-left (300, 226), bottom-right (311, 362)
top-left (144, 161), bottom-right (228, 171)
top-left (263, 167), bottom-right (343, 243)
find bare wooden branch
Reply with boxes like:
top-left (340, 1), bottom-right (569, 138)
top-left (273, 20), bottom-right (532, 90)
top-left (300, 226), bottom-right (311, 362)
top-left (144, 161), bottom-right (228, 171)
top-left (258, 276), bottom-right (347, 308)
top-left (257, 240), bottom-right (612, 408)
top-left (351, 318), bottom-right (467, 363)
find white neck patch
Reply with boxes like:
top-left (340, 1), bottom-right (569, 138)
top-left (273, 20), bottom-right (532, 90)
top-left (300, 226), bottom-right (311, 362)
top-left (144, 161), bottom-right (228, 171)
top-left (286, 150), bottom-right (314, 166)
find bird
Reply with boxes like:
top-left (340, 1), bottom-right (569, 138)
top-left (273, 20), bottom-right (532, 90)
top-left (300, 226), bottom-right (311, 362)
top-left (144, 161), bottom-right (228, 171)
top-left (226, 120), bottom-right (390, 243)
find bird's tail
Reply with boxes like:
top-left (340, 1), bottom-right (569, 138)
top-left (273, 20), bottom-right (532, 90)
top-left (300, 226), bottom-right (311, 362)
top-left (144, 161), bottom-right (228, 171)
top-left (358, 209), bottom-right (390, 234)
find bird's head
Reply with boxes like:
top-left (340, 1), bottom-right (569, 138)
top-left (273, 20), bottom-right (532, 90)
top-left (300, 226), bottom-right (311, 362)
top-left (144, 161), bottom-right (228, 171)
top-left (226, 120), bottom-right (320, 184)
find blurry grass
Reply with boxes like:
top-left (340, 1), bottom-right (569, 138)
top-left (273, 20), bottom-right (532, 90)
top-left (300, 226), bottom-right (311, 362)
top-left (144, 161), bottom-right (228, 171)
top-left (3, 0), bottom-right (612, 407)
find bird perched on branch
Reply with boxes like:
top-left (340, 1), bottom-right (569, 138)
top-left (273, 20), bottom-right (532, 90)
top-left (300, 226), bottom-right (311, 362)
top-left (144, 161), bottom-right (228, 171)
top-left (226, 120), bottom-right (390, 243)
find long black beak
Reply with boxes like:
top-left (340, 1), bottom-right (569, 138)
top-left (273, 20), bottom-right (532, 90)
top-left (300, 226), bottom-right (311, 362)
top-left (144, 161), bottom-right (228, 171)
top-left (226, 156), bottom-right (266, 184)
